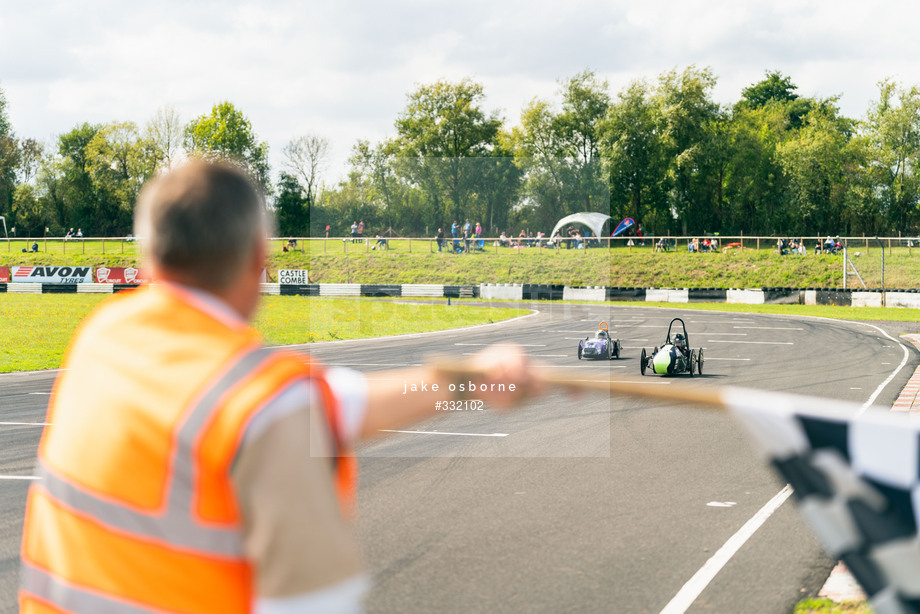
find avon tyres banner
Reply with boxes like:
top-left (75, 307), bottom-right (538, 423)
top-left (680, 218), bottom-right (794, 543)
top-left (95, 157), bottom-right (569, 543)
top-left (95, 267), bottom-right (149, 284)
top-left (0, 266), bottom-right (8, 282)
top-left (11, 266), bottom-right (93, 283)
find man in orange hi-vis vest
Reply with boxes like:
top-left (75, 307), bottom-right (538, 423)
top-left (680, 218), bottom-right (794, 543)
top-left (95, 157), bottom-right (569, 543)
top-left (20, 160), bottom-right (540, 614)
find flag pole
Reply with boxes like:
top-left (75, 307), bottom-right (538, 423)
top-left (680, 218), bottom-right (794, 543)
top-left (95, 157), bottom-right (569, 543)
top-left (429, 359), bottom-right (730, 411)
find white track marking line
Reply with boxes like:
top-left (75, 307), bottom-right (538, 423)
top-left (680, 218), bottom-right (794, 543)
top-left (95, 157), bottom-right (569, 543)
top-left (532, 365), bottom-right (631, 370)
top-left (687, 320), bottom-right (754, 324)
top-left (0, 476), bottom-right (41, 481)
top-left (660, 485), bottom-right (793, 614)
top-left (706, 340), bottom-right (793, 345)
top-left (326, 363), bottom-right (422, 367)
top-left (462, 353), bottom-right (568, 358)
top-left (0, 422), bottom-right (50, 426)
top-left (454, 343), bottom-right (547, 347)
top-left (855, 323), bottom-right (911, 415)
top-left (379, 430), bottom-right (508, 437)
top-left (704, 333), bottom-right (747, 336)
top-left (732, 326), bottom-right (803, 330)
top-left (704, 358), bottom-right (751, 361)
top-left (28, 392), bottom-right (52, 395)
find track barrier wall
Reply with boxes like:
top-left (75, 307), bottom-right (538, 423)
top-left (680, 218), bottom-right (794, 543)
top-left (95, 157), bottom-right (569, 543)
top-left (4, 282), bottom-right (920, 309)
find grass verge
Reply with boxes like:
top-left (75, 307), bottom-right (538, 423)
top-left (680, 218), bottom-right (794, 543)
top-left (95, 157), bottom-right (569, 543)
top-left (794, 598), bottom-right (873, 613)
top-left (0, 294), bottom-right (529, 374)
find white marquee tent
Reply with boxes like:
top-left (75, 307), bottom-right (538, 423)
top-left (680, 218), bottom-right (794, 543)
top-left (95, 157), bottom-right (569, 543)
top-left (549, 212), bottom-right (612, 239)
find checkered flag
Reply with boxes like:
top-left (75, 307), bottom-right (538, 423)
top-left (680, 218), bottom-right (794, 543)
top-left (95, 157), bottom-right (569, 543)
top-left (726, 389), bottom-right (920, 614)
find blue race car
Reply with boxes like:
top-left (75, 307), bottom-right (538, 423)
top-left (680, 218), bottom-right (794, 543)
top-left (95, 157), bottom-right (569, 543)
top-left (577, 321), bottom-right (622, 360)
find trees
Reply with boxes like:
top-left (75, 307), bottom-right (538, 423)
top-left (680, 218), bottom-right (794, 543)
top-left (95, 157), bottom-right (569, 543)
top-left (274, 173), bottom-right (310, 236)
top-left (0, 86), bottom-right (16, 220)
top-left (601, 79), bottom-right (666, 229)
top-left (509, 71), bottom-right (610, 232)
top-left (185, 102), bottom-right (270, 192)
top-left (860, 80), bottom-right (920, 233)
top-left (655, 66), bottom-right (723, 234)
top-left (776, 106), bottom-right (857, 235)
top-left (84, 121), bottom-right (161, 235)
top-left (282, 134), bottom-right (330, 208)
top-left (146, 106), bottom-right (184, 171)
top-left (393, 79), bottom-right (504, 229)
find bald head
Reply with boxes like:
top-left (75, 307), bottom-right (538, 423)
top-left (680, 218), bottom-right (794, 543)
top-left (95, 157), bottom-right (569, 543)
top-left (135, 160), bottom-right (266, 291)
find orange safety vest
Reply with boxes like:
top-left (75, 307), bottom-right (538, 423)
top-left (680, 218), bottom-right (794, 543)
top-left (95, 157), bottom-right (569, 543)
top-left (19, 284), bottom-right (356, 614)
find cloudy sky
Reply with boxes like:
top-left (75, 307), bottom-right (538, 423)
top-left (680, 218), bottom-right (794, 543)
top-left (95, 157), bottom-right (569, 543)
top-left (2, 0), bottom-right (920, 184)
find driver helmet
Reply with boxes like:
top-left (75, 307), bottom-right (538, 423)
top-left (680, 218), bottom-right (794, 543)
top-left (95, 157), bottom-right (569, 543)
top-left (673, 333), bottom-right (685, 347)
top-left (596, 330), bottom-right (608, 339)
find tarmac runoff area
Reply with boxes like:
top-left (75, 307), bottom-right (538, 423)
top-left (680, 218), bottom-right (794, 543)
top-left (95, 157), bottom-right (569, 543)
top-left (0, 304), bottom-right (917, 613)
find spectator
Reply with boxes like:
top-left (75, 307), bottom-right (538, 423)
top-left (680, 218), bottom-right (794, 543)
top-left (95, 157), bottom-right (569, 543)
top-left (350, 221), bottom-right (358, 243)
top-left (76, 228), bottom-right (84, 239)
top-left (372, 234), bottom-right (388, 250)
top-left (357, 220), bottom-right (365, 242)
top-left (499, 231), bottom-right (510, 247)
top-left (65, 228), bottom-right (74, 241)
top-left (325, 224), bottom-right (330, 238)
top-left (451, 221), bottom-right (460, 252)
top-left (435, 228), bottom-right (445, 252)
top-left (474, 222), bottom-right (483, 250)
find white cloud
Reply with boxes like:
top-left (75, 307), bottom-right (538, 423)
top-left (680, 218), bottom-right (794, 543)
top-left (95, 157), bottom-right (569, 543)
top-left (3, 0), bottom-right (920, 183)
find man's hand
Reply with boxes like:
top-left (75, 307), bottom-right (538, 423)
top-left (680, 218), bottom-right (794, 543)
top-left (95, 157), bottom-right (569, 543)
top-left (455, 344), bottom-right (543, 409)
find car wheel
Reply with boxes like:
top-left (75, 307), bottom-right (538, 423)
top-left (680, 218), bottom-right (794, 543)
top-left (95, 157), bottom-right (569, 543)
top-left (577, 345), bottom-right (582, 360)
top-left (689, 350), bottom-right (696, 377)
top-left (613, 340), bottom-right (621, 359)
top-left (697, 348), bottom-right (704, 375)
top-left (640, 348), bottom-right (647, 375)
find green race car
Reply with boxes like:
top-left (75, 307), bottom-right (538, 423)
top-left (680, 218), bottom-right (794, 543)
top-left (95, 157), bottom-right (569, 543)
top-left (640, 318), bottom-right (704, 376)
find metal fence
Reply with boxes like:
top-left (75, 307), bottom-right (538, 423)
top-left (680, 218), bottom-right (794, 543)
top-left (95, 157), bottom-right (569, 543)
top-left (3, 235), bottom-right (918, 257)
top-left (270, 235), bottom-right (920, 256)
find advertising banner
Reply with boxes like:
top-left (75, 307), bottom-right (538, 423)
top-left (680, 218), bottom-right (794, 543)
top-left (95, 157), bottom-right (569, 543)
top-left (278, 269), bottom-right (309, 284)
top-left (95, 267), bottom-right (149, 284)
top-left (0, 266), bottom-right (8, 283)
top-left (11, 266), bottom-right (94, 283)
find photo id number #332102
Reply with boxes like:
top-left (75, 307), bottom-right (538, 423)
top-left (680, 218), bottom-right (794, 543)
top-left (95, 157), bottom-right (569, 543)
top-left (435, 400), bottom-right (484, 411)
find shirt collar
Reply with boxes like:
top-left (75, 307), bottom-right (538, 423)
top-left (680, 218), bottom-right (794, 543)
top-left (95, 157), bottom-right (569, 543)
top-left (158, 281), bottom-right (249, 331)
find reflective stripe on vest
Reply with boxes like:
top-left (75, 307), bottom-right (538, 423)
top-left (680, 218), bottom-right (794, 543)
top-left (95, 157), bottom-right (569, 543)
top-left (21, 560), bottom-right (160, 614)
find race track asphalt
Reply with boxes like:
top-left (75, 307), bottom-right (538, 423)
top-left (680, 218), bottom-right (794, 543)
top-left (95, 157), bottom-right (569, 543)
top-left (0, 301), bottom-right (916, 613)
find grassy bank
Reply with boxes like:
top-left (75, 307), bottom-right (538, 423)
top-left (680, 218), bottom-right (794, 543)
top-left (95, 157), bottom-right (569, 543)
top-left (3, 239), bottom-right (917, 289)
top-left (282, 249), bottom-right (916, 289)
top-left (0, 294), bottom-right (528, 373)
